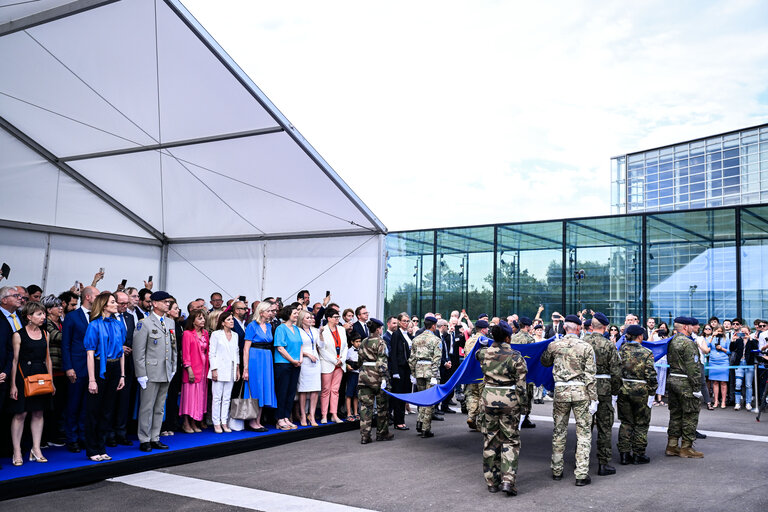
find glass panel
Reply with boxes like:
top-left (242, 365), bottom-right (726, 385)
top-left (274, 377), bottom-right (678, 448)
top-left (436, 227), bottom-right (494, 316)
top-left (741, 205), bottom-right (768, 328)
top-left (496, 222), bottom-right (563, 319)
top-left (565, 217), bottom-right (642, 325)
top-left (647, 209), bottom-right (736, 323)
top-left (385, 231), bottom-right (435, 318)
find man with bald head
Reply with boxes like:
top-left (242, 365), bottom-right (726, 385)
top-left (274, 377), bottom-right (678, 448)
top-left (62, 285), bottom-right (99, 453)
top-left (108, 291), bottom-right (137, 446)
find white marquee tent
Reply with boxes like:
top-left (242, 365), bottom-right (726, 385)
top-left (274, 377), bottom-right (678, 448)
top-left (0, 0), bottom-right (387, 312)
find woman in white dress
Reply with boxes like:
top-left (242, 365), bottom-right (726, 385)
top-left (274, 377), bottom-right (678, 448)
top-left (297, 310), bottom-right (321, 426)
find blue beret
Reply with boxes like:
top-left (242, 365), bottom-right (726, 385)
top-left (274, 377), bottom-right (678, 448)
top-left (564, 314), bottom-right (581, 324)
top-left (688, 317), bottom-right (700, 326)
top-left (368, 317), bottom-right (383, 329)
top-left (625, 325), bottom-right (645, 337)
top-left (593, 312), bottom-right (609, 326)
top-left (519, 316), bottom-right (532, 326)
top-left (583, 318), bottom-right (591, 327)
top-left (512, 320), bottom-right (520, 329)
top-left (478, 313), bottom-right (489, 319)
top-left (673, 316), bottom-right (691, 325)
top-left (424, 315), bottom-right (438, 323)
top-left (475, 319), bottom-right (489, 329)
top-left (150, 291), bottom-right (171, 301)
top-left (498, 320), bottom-right (514, 337)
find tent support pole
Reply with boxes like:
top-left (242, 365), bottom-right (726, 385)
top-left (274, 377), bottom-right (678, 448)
top-left (159, 242), bottom-right (169, 290)
top-left (41, 234), bottom-right (52, 291)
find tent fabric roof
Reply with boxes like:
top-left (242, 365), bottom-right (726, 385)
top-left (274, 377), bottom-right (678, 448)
top-left (0, 0), bottom-right (385, 242)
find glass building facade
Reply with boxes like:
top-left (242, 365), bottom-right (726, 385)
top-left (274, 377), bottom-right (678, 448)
top-left (611, 124), bottom-right (768, 214)
top-left (384, 205), bottom-right (768, 327)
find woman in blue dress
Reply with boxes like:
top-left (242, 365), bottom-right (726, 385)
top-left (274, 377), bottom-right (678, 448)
top-left (242, 301), bottom-right (277, 432)
top-left (705, 325), bottom-right (730, 408)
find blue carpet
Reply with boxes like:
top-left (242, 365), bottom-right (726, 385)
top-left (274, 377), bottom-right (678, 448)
top-left (1, 422), bottom-right (344, 482)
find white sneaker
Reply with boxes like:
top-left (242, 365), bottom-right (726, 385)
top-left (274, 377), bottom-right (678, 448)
top-left (734, 403), bottom-right (741, 411)
top-left (746, 403), bottom-right (752, 411)
top-left (543, 395), bottom-right (554, 402)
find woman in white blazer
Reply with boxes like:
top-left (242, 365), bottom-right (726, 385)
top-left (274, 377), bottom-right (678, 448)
top-left (319, 308), bottom-right (347, 424)
top-left (208, 311), bottom-right (240, 433)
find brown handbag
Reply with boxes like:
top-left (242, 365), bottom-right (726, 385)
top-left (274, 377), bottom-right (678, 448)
top-left (18, 332), bottom-right (54, 397)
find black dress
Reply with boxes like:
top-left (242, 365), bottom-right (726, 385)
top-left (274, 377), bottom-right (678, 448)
top-left (12, 327), bottom-right (52, 414)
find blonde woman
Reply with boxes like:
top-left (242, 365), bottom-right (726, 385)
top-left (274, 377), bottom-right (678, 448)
top-left (297, 310), bottom-right (321, 426)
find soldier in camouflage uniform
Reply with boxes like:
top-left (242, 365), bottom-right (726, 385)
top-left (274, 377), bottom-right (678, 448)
top-left (666, 317), bottom-right (704, 458)
top-left (464, 318), bottom-right (490, 431)
top-left (583, 312), bottom-right (621, 476)
top-left (509, 316), bottom-right (537, 429)
top-left (617, 324), bottom-right (658, 463)
top-left (540, 314), bottom-right (597, 486)
top-left (408, 315), bottom-right (442, 438)
top-left (358, 318), bottom-right (394, 444)
top-left (476, 321), bottom-right (528, 496)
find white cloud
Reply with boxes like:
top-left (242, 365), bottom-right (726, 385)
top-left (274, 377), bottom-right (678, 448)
top-left (182, 0), bottom-right (768, 230)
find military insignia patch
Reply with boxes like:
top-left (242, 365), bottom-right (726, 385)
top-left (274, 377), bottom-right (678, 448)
top-left (136, 323), bottom-right (142, 331)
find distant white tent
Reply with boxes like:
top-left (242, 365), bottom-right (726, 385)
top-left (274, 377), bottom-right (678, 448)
top-left (0, 0), bottom-right (386, 311)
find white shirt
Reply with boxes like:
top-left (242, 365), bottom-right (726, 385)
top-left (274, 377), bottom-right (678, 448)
top-left (236, 318), bottom-right (246, 333)
top-left (357, 320), bottom-right (369, 337)
top-left (81, 306), bottom-right (91, 324)
top-left (400, 328), bottom-right (412, 348)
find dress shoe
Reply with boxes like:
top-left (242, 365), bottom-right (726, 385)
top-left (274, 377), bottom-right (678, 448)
top-left (620, 452), bottom-right (634, 465)
top-left (447, 400), bottom-right (458, 406)
top-left (394, 425), bottom-right (409, 431)
top-left (421, 430), bottom-right (434, 438)
top-left (431, 414), bottom-right (444, 421)
top-left (633, 454), bottom-right (650, 464)
top-left (521, 416), bottom-right (536, 428)
top-left (441, 408), bottom-right (457, 414)
top-left (597, 464), bottom-right (616, 476)
top-left (552, 472), bottom-right (563, 481)
top-left (434, 409), bottom-right (444, 415)
top-left (695, 430), bottom-right (707, 439)
top-left (487, 485), bottom-right (499, 493)
top-left (575, 475), bottom-right (591, 486)
top-left (139, 442), bottom-right (152, 452)
top-left (67, 442), bottom-right (82, 453)
top-left (376, 432), bottom-right (394, 441)
top-left (150, 441), bottom-right (169, 450)
top-left (500, 482), bottom-right (517, 496)
top-left (106, 438), bottom-right (118, 448)
top-left (361, 436), bottom-right (372, 444)
top-left (416, 421), bottom-right (423, 433)
top-left (115, 437), bottom-right (133, 446)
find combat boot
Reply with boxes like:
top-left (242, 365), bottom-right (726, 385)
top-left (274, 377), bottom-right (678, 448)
top-left (421, 429), bottom-right (434, 438)
top-left (665, 437), bottom-right (680, 456)
top-left (361, 436), bottom-right (372, 444)
top-left (467, 418), bottom-right (477, 431)
top-left (633, 453), bottom-right (650, 464)
top-left (416, 421), bottom-right (423, 433)
top-left (678, 440), bottom-right (703, 458)
top-left (597, 464), bottom-right (616, 476)
top-left (521, 416), bottom-right (536, 429)
top-left (376, 432), bottom-right (394, 441)
top-left (619, 452), bottom-right (634, 465)
top-left (500, 482), bottom-right (517, 496)
top-left (575, 475), bottom-right (591, 486)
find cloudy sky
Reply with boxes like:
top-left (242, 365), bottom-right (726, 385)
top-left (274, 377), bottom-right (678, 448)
top-left (183, 0), bottom-right (768, 232)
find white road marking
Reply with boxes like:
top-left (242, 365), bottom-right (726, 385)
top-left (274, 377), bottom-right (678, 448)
top-left (528, 414), bottom-right (768, 443)
top-left (110, 471), bottom-right (375, 512)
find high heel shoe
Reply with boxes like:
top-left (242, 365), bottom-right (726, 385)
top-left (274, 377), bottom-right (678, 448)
top-left (30, 450), bottom-right (48, 463)
top-left (12, 455), bottom-right (23, 466)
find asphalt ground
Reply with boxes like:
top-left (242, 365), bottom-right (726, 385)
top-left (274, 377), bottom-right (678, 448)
top-left (5, 401), bottom-right (768, 512)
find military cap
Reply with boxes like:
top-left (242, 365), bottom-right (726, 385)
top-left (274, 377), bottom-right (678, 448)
top-left (583, 318), bottom-right (591, 327)
top-left (424, 315), bottom-right (438, 323)
top-left (673, 316), bottom-right (691, 325)
top-left (475, 319), bottom-right (489, 329)
top-left (625, 325), bottom-right (645, 337)
top-left (498, 320), bottom-right (515, 337)
top-left (368, 317), bottom-right (384, 329)
top-left (518, 316), bottom-right (532, 326)
top-left (688, 317), bottom-right (700, 326)
top-left (150, 290), bottom-right (171, 301)
top-left (564, 314), bottom-right (581, 324)
top-left (478, 313), bottom-right (489, 319)
top-left (512, 320), bottom-right (520, 329)
top-left (593, 312), bottom-right (610, 326)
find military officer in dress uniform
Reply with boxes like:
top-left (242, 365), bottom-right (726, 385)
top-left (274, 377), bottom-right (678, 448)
top-left (509, 316), bottom-right (536, 429)
top-left (358, 318), bottom-right (393, 444)
top-left (408, 315), bottom-right (442, 438)
top-left (133, 291), bottom-right (177, 452)
top-left (666, 316), bottom-right (703, 458)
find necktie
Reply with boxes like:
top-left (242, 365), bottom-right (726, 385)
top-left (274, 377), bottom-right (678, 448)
top-left (119, 313), bottom-right (126, 328)
top-left (10, 313), bottom-right (21, 331)
top-left (364, 324), bottom-right (369, 337)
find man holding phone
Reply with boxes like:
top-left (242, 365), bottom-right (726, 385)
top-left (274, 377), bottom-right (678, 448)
top-left (546, 313), bottom-right (566, 339)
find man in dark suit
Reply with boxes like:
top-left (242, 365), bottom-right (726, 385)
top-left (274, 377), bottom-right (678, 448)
top-left (109, 291), bottom-right (136, 446)
top-left (352, 305), bottom-right (370, 339)
top-left (231, 300), bottom-right (248, 366)
top-left (1, 285), bottom-right (23, 408)
top-left (437, 319), bottom-right (457, 413)
top-left (61, 286), bottom-right (99, 452)
top-left (545, 312), bottom-right (566, 339)
top-left (389, 313), bottom-right (412, 430)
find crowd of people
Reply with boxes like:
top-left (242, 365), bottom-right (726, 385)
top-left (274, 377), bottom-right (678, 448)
top-left (2, 272), bottom-right (767, 493)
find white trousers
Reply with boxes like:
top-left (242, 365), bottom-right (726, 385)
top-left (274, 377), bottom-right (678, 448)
top-left (211, 380), bottom-right (234, 426)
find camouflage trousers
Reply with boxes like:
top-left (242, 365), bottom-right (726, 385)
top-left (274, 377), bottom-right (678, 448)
top-left (551, 400), bottom-right (592, 479)
top-left (519, 382), bottom-right (535, 416)
top-left (415, 378), bottom-right (435, 431)
top-left (593, 394), bottom-right (615, 464)
top-left (483, 410), bottom-right (521, 486)
top-left (617, 393), bottom-right (651, 454)
top-left (465, 382), bottom-right (484, 423)
top-left (359, 386), bottom-right (389, 439)
top-left (667, 376), bottom-right (700, 443)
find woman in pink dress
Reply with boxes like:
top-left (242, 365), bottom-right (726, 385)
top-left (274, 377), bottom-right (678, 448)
top-left (180, 309), bottom-right (209, 433)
